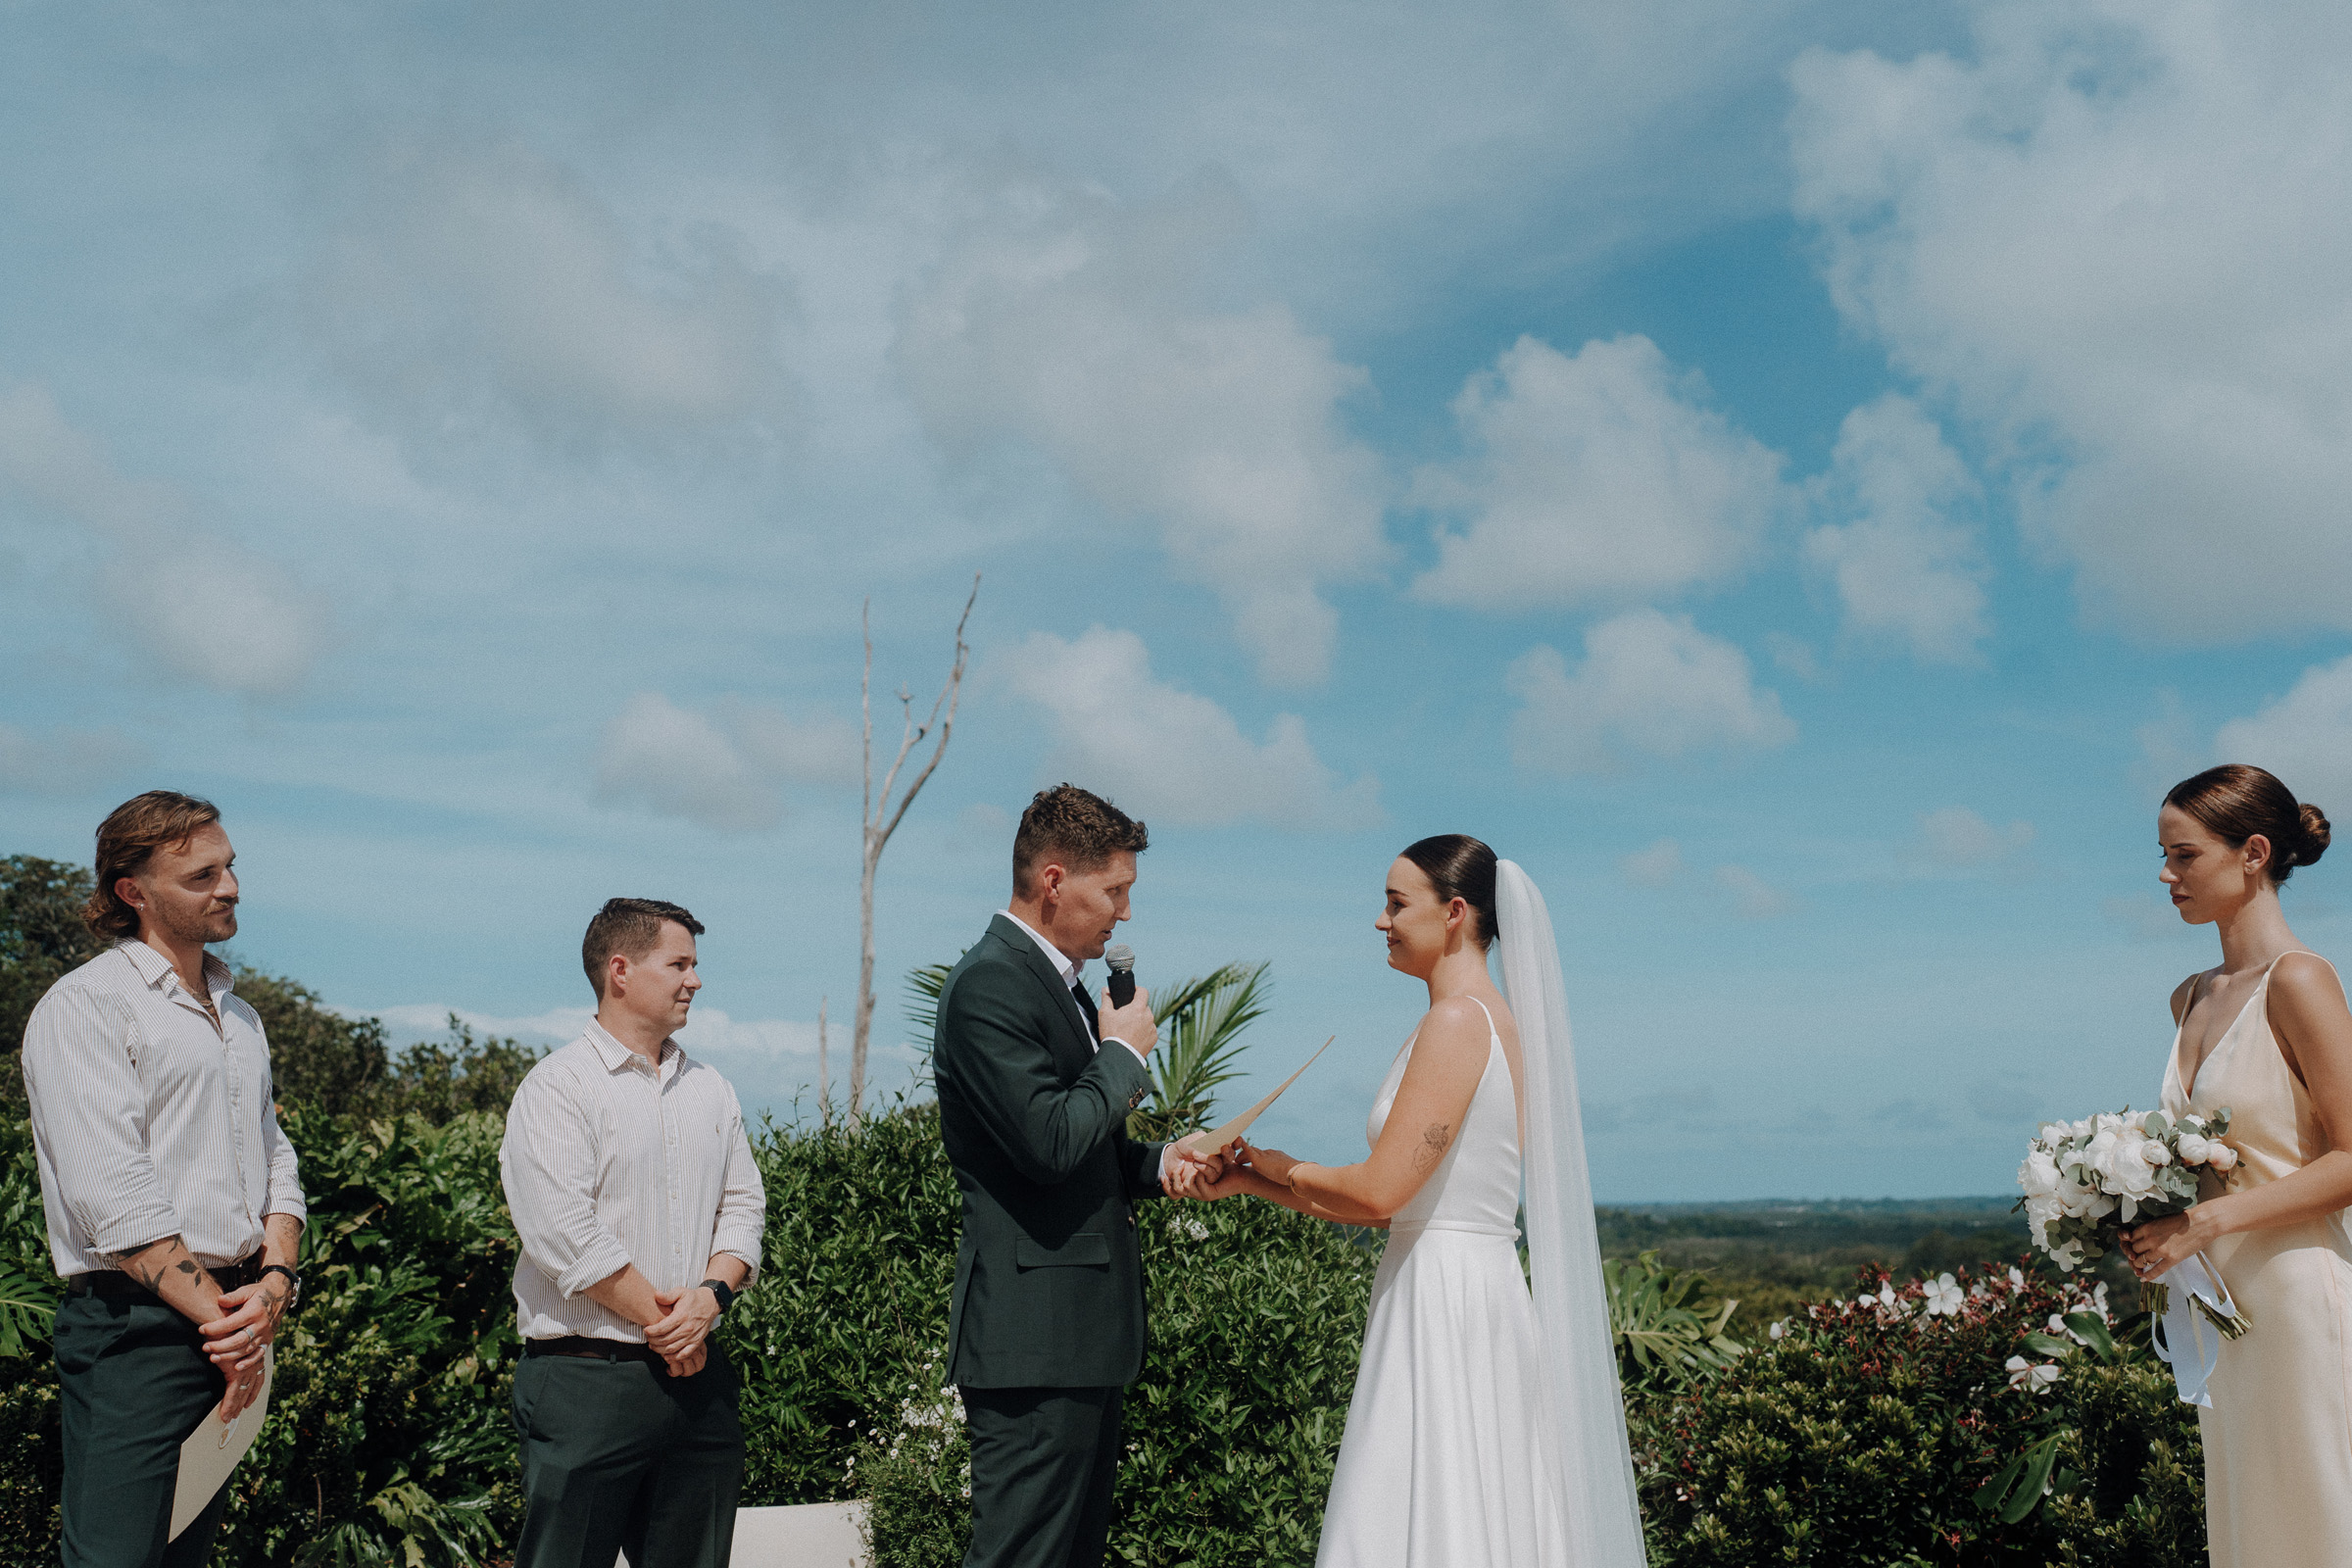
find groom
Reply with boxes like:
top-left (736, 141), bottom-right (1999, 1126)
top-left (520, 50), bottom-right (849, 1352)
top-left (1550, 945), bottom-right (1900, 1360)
top-left (934, 784), bottom-right (1204, 1568)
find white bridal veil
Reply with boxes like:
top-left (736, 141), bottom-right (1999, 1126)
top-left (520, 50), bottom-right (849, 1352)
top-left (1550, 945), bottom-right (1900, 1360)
top-left (1496, 859), bottom-right (1649, 1566)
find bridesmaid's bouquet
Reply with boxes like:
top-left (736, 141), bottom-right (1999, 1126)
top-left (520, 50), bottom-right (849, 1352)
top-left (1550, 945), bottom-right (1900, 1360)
top-left (2015, 1107), bottom-right (2248, 1343)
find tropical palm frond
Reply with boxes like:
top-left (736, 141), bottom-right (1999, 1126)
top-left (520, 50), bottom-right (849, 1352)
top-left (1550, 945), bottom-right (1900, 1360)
top-left (1602, 1250), bottom-right (1743, 1388)
top-left (905, 961), bottom-right (956, 1058)
top-left (0, 1263), bottom-right (58, 1358)
top-left (1128, 960), bottom-right (1271, 1141)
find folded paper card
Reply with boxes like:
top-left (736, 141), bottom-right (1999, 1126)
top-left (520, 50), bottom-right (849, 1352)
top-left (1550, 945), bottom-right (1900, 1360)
top-left (170, 1347), bottom-right (272, 1542)
top-left (1176, 1037), bottom-right (1335, 1159)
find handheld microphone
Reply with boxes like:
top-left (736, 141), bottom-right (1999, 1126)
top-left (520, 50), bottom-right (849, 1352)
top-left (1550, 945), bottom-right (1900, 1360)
top-left (1104, 944), bottom-right (1137, 1007)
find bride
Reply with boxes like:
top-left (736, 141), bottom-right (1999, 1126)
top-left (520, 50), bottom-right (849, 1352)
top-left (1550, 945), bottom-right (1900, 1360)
top-left (1178, 835), bottom-right (1647, 1565)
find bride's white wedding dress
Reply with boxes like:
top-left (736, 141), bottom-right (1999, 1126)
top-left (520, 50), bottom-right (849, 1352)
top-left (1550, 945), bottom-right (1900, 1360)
top-left (1317, 863), bottom-right (1648, 1567)
top-left (1316, 1000), bottom-right (1566, 1564)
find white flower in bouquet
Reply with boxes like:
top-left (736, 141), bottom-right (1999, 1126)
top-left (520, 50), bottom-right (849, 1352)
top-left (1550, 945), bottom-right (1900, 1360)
top-left (2208, 1142), bottom-right (2238, 1170)
top-left (2019, 1149), bottom-right (2063, 1198)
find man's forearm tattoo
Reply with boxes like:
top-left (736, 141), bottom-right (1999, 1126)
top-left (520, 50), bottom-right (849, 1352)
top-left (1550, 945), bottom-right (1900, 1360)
top-left (1413, 1122), bottom-right (1453, 1174)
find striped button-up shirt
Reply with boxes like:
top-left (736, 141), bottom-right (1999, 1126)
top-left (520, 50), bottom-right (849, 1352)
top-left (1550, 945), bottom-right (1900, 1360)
top-left (21, 940), bottom-right (306, 1277)
top-left (499, 1021), bottom-right (765, 1343)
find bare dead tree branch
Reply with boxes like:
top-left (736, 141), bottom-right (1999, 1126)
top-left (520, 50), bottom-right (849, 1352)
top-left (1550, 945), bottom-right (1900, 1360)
top-left (853, 574), bottom-right (978, 1117)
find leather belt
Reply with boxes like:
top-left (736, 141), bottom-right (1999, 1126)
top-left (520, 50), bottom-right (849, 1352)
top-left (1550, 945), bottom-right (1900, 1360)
top-left (525, 1336), bottom-right (666, 1365)
top-left (67, 1250), bottom-right (266, 1298)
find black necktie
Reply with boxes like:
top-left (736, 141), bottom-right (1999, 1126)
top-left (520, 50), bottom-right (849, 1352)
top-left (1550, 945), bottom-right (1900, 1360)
top-left (1070, 978), bottom-right (1097, 1041)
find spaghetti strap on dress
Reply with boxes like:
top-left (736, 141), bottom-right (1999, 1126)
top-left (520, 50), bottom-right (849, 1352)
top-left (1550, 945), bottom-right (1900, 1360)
top-left (2159, 952), bottom-right (2352, 1567)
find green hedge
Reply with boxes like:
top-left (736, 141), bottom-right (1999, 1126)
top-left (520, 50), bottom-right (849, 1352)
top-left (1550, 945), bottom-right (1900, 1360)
top-left (0, 1106), bottom-right (2207, 1567)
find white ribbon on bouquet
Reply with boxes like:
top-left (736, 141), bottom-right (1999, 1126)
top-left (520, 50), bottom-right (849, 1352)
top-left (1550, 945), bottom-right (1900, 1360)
top-left (2148, 1251), bottom-right (2242, 1407)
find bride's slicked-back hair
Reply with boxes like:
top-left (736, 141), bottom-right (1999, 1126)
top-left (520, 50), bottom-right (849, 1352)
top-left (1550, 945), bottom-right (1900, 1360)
top-left (2166, 763), bottom-right (2331, 885)
top-left (1400, 834), bottom-right (1499, 950)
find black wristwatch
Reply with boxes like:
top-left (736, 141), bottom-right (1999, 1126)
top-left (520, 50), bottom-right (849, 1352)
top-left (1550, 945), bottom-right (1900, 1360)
top-left (699, 1278), bottom-right (736, 1314)
top-left (260, 1264), bottom-right (299, 1304)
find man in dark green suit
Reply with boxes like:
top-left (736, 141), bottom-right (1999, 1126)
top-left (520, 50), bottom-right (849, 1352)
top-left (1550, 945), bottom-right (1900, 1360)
top-left (933, 784), bottom-right (1208, 1568)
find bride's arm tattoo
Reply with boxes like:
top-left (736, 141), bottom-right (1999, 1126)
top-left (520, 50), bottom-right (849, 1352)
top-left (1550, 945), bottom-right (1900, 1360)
top-left (1414, 1123), bottom-right (1453, 1174)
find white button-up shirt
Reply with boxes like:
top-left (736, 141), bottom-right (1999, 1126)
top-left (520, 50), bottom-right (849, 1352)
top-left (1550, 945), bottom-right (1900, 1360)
top-left (499, 1020), bottom-right (765, 1343)
top-left (995, 909), bottom-right (1148, 1067)
top-left (21, 940), bottom-right (306, 1277)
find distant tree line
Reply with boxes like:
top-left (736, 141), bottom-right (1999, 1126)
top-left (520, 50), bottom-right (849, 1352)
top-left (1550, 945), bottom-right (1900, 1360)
top-left (0, 855), bottom-right (538, 1121)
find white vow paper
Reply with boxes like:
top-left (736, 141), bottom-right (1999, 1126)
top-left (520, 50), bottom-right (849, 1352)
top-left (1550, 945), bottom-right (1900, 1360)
top-left (1175, 1037), bottom-right (1335, 1159)
top-left (169, 1348), bottom-right (272, 1542)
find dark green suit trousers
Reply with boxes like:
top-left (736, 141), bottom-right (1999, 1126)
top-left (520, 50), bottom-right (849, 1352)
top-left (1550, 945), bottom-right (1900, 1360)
top-left (52, 1291), bottom-right (235, 1568)
top-left (511, 1345), bottom-right (744, 1568)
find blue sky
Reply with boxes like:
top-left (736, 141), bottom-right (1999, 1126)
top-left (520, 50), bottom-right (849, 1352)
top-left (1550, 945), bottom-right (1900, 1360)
top-left (8, 0), bottom-right (2352, 1200)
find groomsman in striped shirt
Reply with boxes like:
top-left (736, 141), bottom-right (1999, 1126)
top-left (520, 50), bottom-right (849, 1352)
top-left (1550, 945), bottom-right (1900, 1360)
top-left (500, 898), bottom-right (765, 1568)
top-left (21, 792), bottom-right (305, 1568)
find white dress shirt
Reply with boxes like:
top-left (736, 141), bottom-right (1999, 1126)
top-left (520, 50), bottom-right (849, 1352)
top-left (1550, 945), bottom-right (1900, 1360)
top-left (500, 1020), bottom-right (765, 1343)
top-left (21, 940), bottom-right (306, 1276)
top-left (995, 909), bottom-right (1149, 1068)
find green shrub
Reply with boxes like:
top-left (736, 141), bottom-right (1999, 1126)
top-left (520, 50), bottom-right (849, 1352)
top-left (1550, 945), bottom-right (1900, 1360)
top-left (1638, 1263), bottom-right (2203, 1566)
top-left (850, 1189), bottom-right (1379, 1568)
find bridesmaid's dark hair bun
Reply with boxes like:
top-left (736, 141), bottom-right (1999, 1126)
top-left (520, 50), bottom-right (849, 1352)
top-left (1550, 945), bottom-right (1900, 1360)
top-left (2165, 764), bottom-right (2328, 883)
top-left (1400, 834), bottom-right (1498, 949)
top-left (2299, 803), bottom-right (2332, 868)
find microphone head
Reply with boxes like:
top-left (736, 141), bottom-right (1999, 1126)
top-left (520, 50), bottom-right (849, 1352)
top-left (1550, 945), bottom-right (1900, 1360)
top-left (1104, 943), bottom-right (1135, 972)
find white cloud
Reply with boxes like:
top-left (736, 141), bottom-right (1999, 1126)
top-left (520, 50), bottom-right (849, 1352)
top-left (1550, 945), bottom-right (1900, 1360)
top-left (1715, 863), bottom-right (1793, 919)
top-left (1803, 394), bottom-right (1987, 663)
top-left (1506, 610), bottom-right (1795, 776)
top-left (1413, 335), bottom-right (1789, 612)
top-left (302, 138), bottom-right (791, 460)
top-left (2214, 654), bottom-right (2352, 811)
top-left (896, 175), bottom-right (1386, 685)
top-left (1620, 837), bottom-right (1685, 887)
top-left (592, 691), bottom-right (859, 833)
top-left (999, 625), bottom-right (1379, 827)
top-left (1919, 806), bottom-right (2034, 867)
top-left (0, 381), bottom-right (330, 696)
top-left (1789, 0), bottom-right (2352, 643)
top-left (0, 722), bottom-right (146, 795)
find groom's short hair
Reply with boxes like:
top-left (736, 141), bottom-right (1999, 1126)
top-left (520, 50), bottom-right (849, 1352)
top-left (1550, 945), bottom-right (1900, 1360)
top-left (1012, 784), bottom-right (1149, 897)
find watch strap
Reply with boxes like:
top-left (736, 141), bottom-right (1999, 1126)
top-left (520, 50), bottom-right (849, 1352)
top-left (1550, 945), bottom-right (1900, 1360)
top-left (699, 1278), bottom-right (736, 1314)
top-left (260, 1263), bottom-right (299, 1298)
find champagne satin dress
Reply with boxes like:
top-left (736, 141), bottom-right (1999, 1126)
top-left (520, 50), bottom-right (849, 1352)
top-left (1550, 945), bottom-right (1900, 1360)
top-left (2159, 954), bottom-right (2352, 1566)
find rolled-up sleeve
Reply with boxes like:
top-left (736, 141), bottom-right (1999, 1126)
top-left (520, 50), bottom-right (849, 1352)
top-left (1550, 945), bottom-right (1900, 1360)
top-left (501, 1065), bottom-right (633, 1298)
top-left (710, 1091), bottom-right (765, 1285)
top-left (22, 986), bottom-right (181, 1257)
top-left (255, 1047), bottom-right (307, 1225)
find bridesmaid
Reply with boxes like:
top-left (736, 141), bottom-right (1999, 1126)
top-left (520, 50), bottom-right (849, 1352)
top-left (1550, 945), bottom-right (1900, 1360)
top-left (2122, 764), bottom-right (2352, 1567)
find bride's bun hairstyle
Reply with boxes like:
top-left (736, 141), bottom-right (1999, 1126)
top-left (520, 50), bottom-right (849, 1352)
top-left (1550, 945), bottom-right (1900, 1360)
top-left (2165, 763), bottom-right (2331, 884)
top-left (1400, 834), bottom-right (1499, 949)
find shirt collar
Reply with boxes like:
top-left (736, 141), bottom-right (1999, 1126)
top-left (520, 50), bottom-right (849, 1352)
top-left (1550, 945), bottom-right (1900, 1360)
top-left (998, 909), bottom-right (1084, 988)
top-left (115, 938), bottom-right (233, 1000)
top-left (584, 1017), bottom-right (680, 1075)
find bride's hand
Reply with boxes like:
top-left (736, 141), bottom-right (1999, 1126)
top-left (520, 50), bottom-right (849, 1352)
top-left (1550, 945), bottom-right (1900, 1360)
top-left (2121, 1210), bottom-right (2207, 1279)
top-left (1240, 1142), bottom-right (1301, 1188)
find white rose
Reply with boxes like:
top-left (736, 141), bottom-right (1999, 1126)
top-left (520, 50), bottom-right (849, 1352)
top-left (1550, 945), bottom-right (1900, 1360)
top-left (2141, 1140), bottom-right (2172, 1167)
top-left (2020, 1151), bottom-right (2063, 1197)
top-left (2176, 1132), bottom-right (2212, 1164)
top-left (2208, 1143), bottom-right (2239, 1171)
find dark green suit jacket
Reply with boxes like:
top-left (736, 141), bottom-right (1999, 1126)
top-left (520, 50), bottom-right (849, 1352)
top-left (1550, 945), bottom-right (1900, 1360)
top-left (935, 915), bottom-right (1166, 1389)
